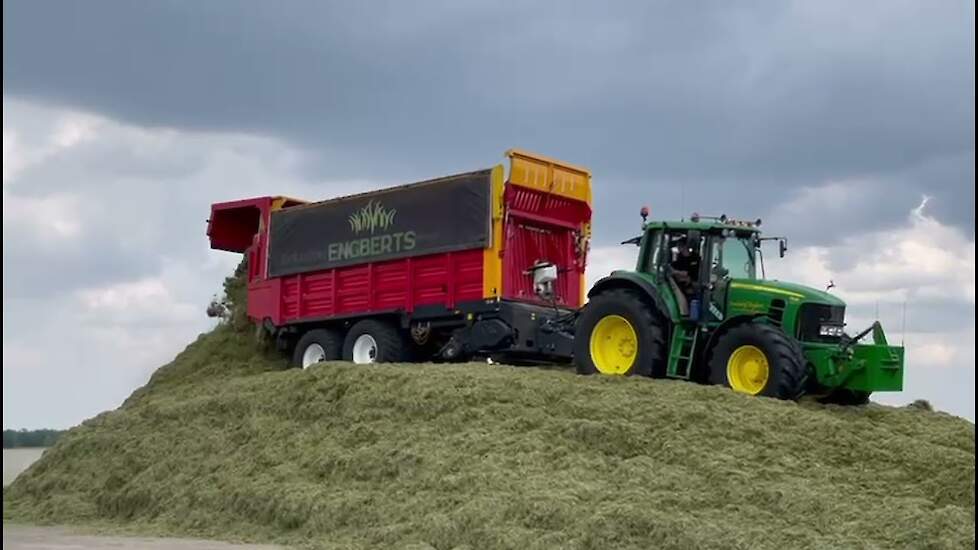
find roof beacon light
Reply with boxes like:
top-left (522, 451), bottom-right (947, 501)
top-left (640, 206), bottom-right (650, 223)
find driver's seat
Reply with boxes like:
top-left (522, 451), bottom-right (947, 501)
top-left (668, 276), bottom-right (690, 317)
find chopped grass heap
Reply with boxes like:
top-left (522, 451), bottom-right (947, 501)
top-left (4, 269), bottom-right (975, 549)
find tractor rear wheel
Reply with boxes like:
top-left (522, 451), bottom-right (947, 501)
top-left (707, 322), bottom-right (807, 400)
top-left (293, 328), bottom-right (343, 369)
top-left (574, 288), bottom-right (666, 376)
top-left (342, 319), bottom-right (409, 364)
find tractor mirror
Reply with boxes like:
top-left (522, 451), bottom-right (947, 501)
top-left (779, 238), bottom-right (788, 258)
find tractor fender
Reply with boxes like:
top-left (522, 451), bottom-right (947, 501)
top-left (588, 271), bottom-right (678, 322)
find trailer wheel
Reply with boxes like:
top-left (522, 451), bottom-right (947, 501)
top-left (343, 319), bottom-right (408, 364)
top-left (574, 288), bottom-right (665, 376)
top-left (292, 328), bottom-right (343, 369)
top-left (706, 321), bottom-right (806, 400)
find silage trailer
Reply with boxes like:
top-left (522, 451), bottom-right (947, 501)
top-left (208, 149), bottom-right (590, 366)
top-left (207, 149), bottom-right (904, 404)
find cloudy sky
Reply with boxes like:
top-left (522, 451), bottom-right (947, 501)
top-left (3, 1), bottom-right (974, 426)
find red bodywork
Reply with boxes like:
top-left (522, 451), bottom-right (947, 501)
top-left (501, 184), bottom-right (590, 305)
top-left (208, 159), bottom-right (592, 328)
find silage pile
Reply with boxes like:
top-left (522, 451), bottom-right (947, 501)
top-left (4, 272), bottom-right (975, 549)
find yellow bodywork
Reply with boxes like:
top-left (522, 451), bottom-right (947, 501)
top-left (729, 282), bottom-right (804, 300)
top-left (270, 196), bottom-right (309, 211)
top-left (506, 148), bottom-right (592, 206)
top-left (482, 150), bottom-right (593, 303)
top-left (482, 164), bottom-right (506, 299)
top-left (589, 315), bottom-right (638, 375)
top-left (727, 345), bottom-right (770, 395)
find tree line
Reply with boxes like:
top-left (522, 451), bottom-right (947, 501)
top-left (3, 429), bottom-right (66, 448)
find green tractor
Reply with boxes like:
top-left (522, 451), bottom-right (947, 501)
top-left (575, 211), bottom-right (904, 404)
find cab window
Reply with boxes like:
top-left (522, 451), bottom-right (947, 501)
top-left (641, 230), bottom-right (663, 273)
top-left (720, 237), bottom-right (756, 280)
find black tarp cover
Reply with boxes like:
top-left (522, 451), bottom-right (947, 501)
top-left (267, 169), bottom-right (492, 277)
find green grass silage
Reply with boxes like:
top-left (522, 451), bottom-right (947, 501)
top-left (4, 320), bottom-right (974, 549)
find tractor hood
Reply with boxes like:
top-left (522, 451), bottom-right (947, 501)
top-left (728, 279), bottom-right (845, 307)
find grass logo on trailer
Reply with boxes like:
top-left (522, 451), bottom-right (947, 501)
top-left (349, 200), bottom-right (397, 234)
top-left (324, 200), bottom-right (416, 263)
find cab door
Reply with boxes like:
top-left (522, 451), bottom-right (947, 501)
top-left (701, 235), bottom-right (727, 323)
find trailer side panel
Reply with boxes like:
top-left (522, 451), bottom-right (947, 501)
top-left (272, 248), bottom-right (484, 324)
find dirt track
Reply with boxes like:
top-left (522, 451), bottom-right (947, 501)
top-left (2, 525), bottom-right (280, 550)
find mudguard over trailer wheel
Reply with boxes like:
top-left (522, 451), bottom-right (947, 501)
top-left (574, 288), bottom-right (666, 376)
top-left (343, 319), bottom-right (409, 364)
top-left (293, 328), bottom-right (343, 369)
top-left (707, 321), bottom-right (807, 400)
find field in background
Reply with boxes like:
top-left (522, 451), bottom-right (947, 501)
top-left (3, 449), bottom-right (46, 486)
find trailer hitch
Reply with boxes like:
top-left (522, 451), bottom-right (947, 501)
top-left (541, 308), bottom-right (579, 334)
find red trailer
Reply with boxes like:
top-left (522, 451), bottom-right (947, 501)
top-left (207, 149), bottom-right (592, 367)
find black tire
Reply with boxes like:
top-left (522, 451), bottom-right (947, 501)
top-left (292, 328), bottom-right (343, 369)
top-left (342, 319), bottom-right (409, 364)
top-left (707, 321), bottom-right (807, 400)
top-left (574, 288), bottom-right (666, 376)
top-left (819, 389), bottom-right (871, 406)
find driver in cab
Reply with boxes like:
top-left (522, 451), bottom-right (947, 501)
top-left (670, 233), bottom-right (700, 296)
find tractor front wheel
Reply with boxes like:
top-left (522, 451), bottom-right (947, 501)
top-left (707, 322), bottom-right (807, 400)
top-left (574, 289), bottom-right (665, 376)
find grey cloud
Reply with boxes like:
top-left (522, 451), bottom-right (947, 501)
top-left (894, 299), bottom-right (974, 335)
top-left (1, 95), bottom-right (392, 307)
top-left (845, 298), bottom-right (974, 336)
top-left (4, 1), bottom-right (973, 244)
top-left (2, 236), bottom-right (160, 299)
top-left (2, 101), bottom-right (317, 301)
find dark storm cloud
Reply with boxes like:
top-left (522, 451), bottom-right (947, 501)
top-left (2, 234), bottom-right (160, 299)
top-left (4, 0), bottom-right (973, 244)
top-left (762, 150), bottom-right (975, 249)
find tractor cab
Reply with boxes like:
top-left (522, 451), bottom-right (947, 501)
top-left (636, 214), bottom-right (779, 325)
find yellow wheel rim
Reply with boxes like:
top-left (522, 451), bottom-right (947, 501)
top-left (726, 345), bottom-right (770, 395)
top-left (589, 315), bottom-right (638, 375)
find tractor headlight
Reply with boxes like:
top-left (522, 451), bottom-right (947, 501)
top-left (819, 324), bottom-right (845, 337)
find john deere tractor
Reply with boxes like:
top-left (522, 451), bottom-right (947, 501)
top-left (575, 212), bottom-right (904, 403)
